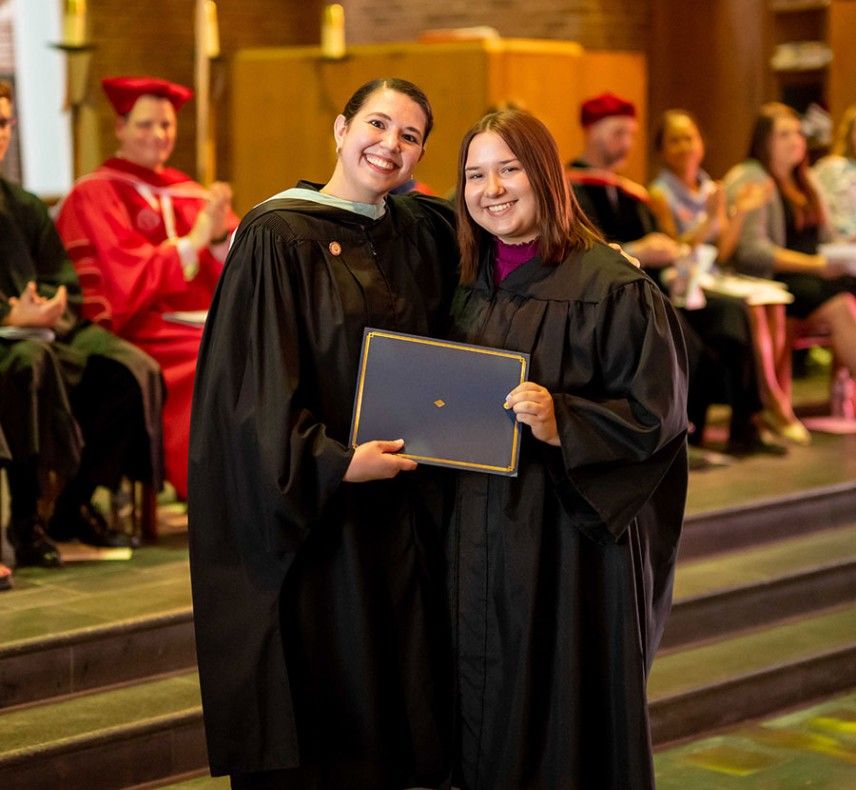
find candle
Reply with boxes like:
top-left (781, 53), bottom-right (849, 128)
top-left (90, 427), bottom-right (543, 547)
top-left (63, 0), bottom-right (87, 47)
top-left (205, 0), bottom-right (220, 59)
top-left (321, 4), bottom-right (346, 60)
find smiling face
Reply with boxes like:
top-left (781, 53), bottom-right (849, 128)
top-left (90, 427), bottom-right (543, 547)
top-left (115, 95), bottom-right (177, 171)
top-left (0, 97), bottom-right (13, 164)
top-left (463, 131), bottom-right (538, 245)
top-left (769, 114), bottom-right (806, 172)
top-left (327, 87), bottom-right (427, 204)
top-left (660, 113), bottom-right (705, 178)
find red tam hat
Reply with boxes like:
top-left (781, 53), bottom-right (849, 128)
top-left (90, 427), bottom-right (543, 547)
top-left (580, 92), bottom-right (637, 128)
top-left (101, 76), bottom-right (193, 116)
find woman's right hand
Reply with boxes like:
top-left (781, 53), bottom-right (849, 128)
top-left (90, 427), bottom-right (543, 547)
top-left (344, 439), bottom-right (418, 482)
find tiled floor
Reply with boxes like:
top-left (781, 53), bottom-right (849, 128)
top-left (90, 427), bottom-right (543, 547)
top-left (0, 527), bottom-right (191, 649)
top-left (655, 690), bottom-right (856, 789)
top-left (158, 690), bottom-right (856, 788)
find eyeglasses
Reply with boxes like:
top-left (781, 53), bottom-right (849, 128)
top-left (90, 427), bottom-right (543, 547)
top-left (0, 117), bottom-right (17, 130)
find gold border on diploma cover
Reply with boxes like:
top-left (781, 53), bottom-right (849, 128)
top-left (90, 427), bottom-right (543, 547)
top-left (351, 329), bottom-right (528, 473)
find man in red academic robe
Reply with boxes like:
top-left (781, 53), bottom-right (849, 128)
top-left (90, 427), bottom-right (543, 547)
top-left (57, 76), bottom-right (239, 499)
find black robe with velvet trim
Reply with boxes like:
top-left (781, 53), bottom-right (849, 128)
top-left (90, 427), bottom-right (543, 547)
top-left (0, 177), bottom-right (162, 490)
top-left (449, 242), bottom-right (688, 790)
top-left (188, 187), bottom-right (459, 786)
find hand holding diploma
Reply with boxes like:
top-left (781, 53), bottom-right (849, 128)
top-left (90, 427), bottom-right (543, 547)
top-left (344, 438), bottom-right (418, 482)
top-left (505, 382), bottom-right (560, 447)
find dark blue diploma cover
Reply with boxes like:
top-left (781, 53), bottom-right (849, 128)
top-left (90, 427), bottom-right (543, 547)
top-left (349, 328), bottom-right (529, 476)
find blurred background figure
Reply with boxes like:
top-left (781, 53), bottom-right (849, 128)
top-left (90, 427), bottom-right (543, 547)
top-left (813, 104), bottom-right (856, 243)
top-left (649, 109), bottom-right (809, 446)
top-left (56, 76), bottom-right (239, 500)
top-left (0, 79), bottom-right (163, 573)
top-left (569, 93), bottom-right (782, 461)
top-left (723, 102), bottom-right (856, 399)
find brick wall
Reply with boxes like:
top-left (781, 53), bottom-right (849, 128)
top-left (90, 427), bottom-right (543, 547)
top-left (86, 0), bottom-right (323, 180)
top-left (341, 0), bottom-right (650, 51)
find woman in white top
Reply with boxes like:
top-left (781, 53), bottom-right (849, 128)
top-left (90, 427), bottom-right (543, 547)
top-left (649, 109), bottom-right (808, 445)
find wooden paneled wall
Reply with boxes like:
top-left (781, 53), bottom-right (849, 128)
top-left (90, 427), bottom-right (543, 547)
top-left (230, 41), bottom-right (647, 213)
top-left (83, 0), bottom-right (323, 180)
top-left (648, 0), bottom-right (768, 181)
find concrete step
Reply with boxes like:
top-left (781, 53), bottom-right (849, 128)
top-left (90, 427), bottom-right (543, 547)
top-left (663, 522), bottom-right (856, 648)
top-left (679, 481), bottom-right (856, 560)
top-left (0, 671), bottom-right (205, 790)
top-left (649, 603), bottom-right (856, 746)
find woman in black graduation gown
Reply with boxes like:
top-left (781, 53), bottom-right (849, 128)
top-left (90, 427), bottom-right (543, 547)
top-left (188, 79), bottom-right (458, 787)
top-left (449, 109), bottom-right (689, 789)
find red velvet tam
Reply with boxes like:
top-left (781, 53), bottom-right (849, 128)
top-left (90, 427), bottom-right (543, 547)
top-left (101, 76), bottom-right (193, 116)
top-left (580, 92), bottom-right (637, 128)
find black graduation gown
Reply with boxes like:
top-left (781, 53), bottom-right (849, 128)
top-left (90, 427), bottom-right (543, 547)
top-left (449, 242), bottom-right (688, 790)
top-left (188, 188), bottom-right (459, 785)
top-left (0, 177), bottom-right (163, 489)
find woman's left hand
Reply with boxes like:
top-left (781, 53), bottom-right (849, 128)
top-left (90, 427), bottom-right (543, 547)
top-left (505, 382), bottom-right (560, 446)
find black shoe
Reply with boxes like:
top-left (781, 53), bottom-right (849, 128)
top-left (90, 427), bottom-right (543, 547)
top-left (726, 427), bottom-right (789, 458)
top-left (8, 519), bottom-right (63, 568)
top-left (48, 503), bottom-right (135, 548)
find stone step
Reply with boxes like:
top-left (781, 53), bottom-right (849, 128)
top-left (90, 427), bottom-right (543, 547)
top-left (0, 671), bottom-right (206, 790)
top-left (0, 608), bottom-right (196, 710)
top-left (649, 603), bottom-right (856, 746)
top-left (679, 481), bottom-right (856, 560)
top-left (663, 521), bottom-right (856, 648)
top-left (0, 555), bottom-right (195, 710)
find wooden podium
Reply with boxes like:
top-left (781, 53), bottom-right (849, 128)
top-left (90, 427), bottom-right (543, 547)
top-left (231, 39), bottom-right (647, 213)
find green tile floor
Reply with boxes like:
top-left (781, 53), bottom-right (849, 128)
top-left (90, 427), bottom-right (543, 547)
top-left (655, 689), bottom-right (856, 789)
top-left (161, 690), bottom-right (856, 788)
top-left (0, 530), bottom-right (191, 649)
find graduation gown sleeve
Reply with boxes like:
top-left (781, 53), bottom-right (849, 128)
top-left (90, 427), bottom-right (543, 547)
top-left (552, 278), bottom-right (688, 543)
top-left (188, 215), bottom-right (354, 772)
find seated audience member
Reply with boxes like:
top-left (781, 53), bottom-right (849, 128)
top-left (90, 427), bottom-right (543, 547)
top-left (649, 109), bottom-right (809, 445)
top-left (568, 93), bottom-right (782, 458)
top-left (813, 104), bottom-right (856, 243)
top-left (0, 80), bottom-right (163, 567)
top-left (56, 76), bottom-right (239, 500)
top-left (723, 102), bottom-right (856, 383)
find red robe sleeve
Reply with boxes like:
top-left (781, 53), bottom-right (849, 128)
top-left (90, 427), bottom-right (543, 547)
top-left (56, 180), bottom-right (233, 333)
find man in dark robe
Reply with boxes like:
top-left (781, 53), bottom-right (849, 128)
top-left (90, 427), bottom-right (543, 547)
top-left (0, 81), bottom-right (163, 567)
top-left (568, 92), bottom-right (772, 458)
